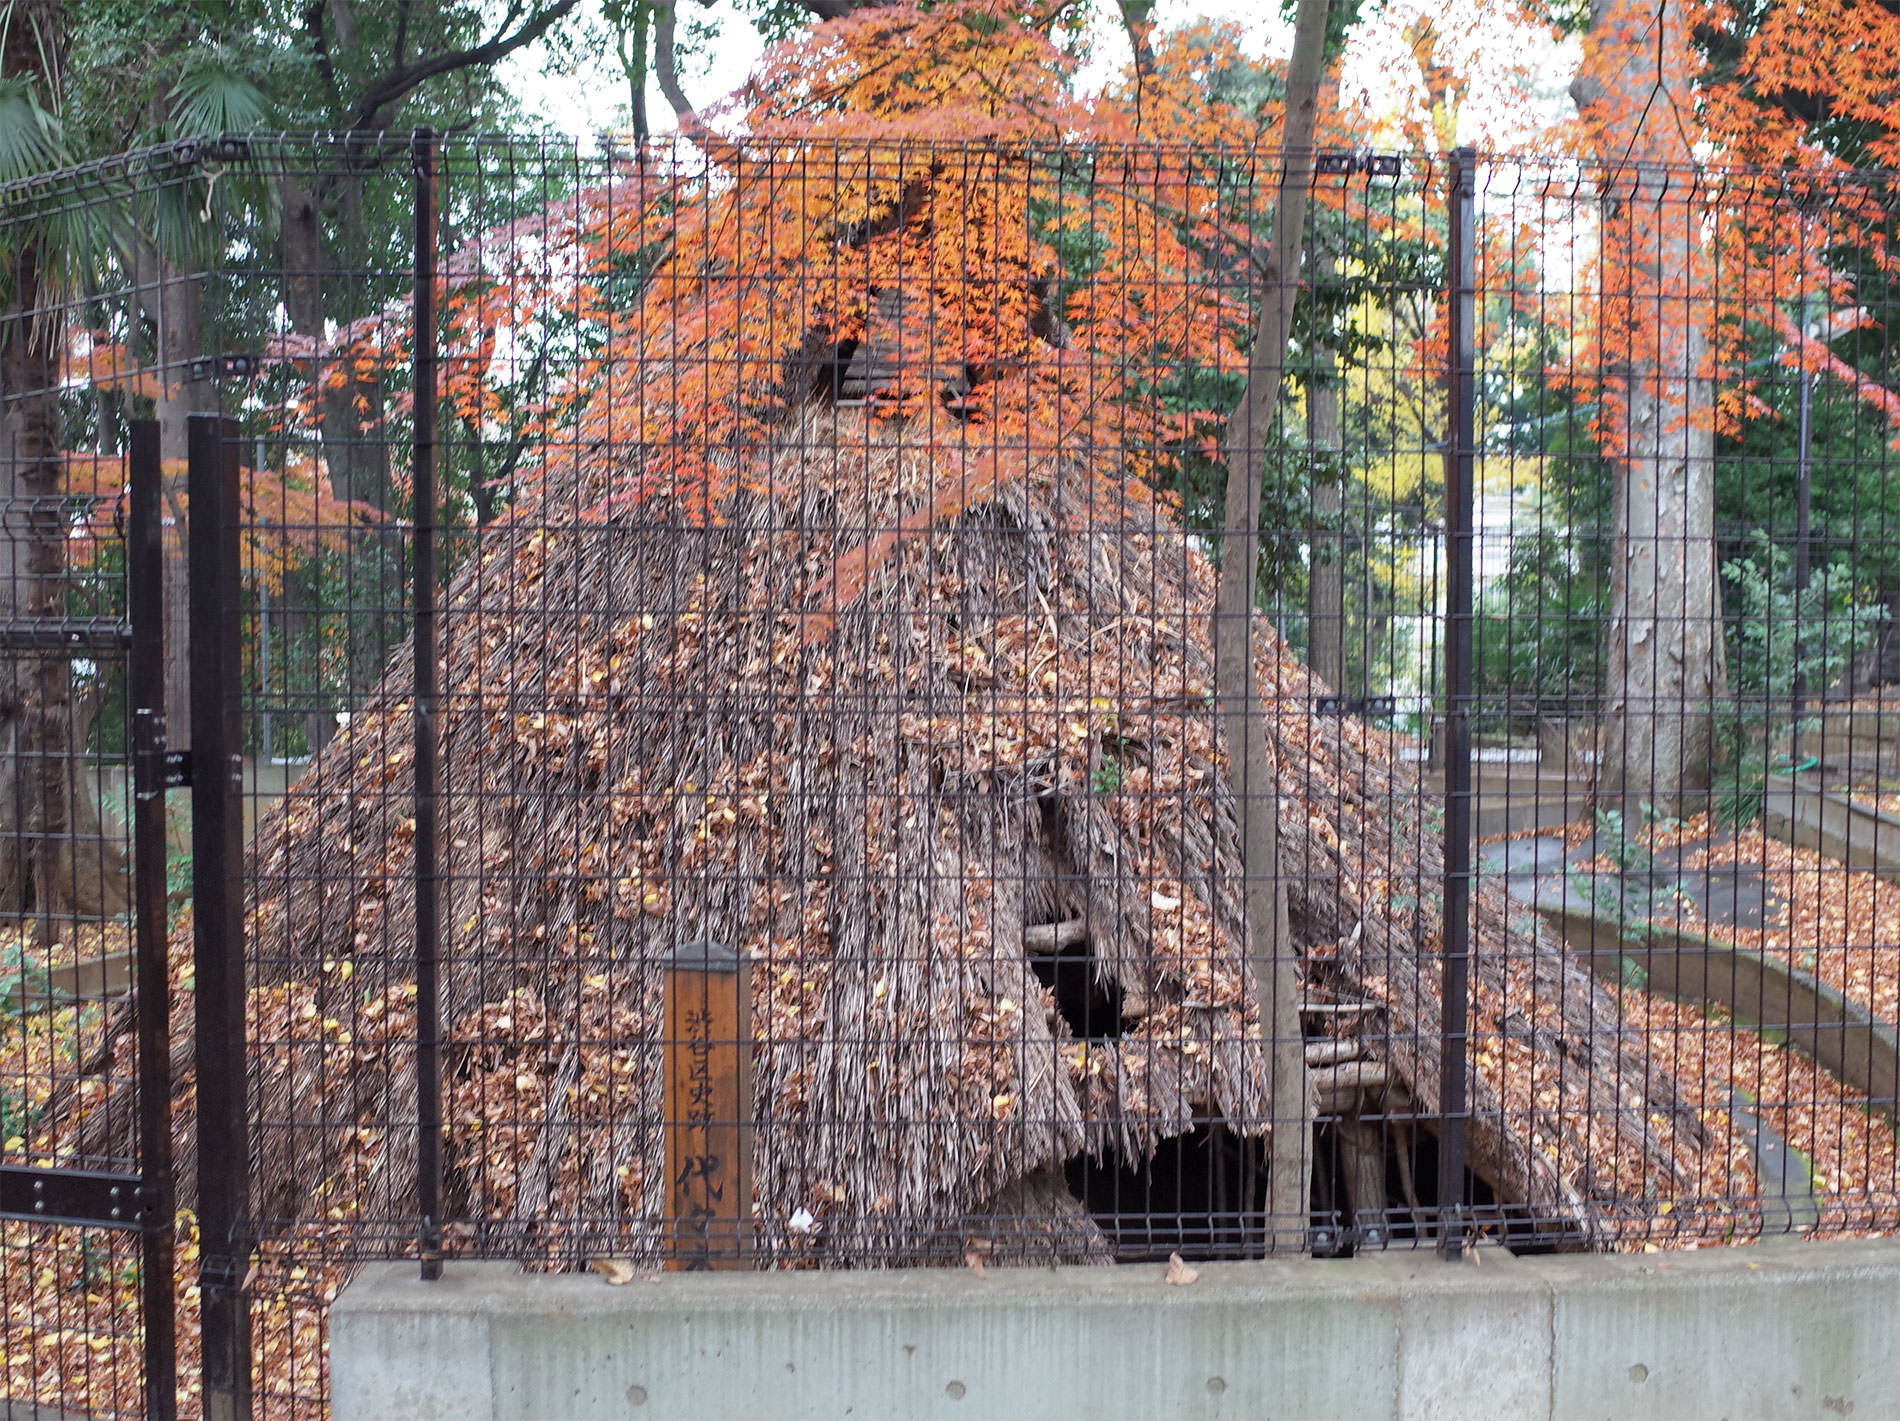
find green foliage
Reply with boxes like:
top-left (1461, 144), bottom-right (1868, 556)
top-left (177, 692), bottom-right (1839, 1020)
top-left (1473, 520), bottom-right (1607, 717)
top-left (0, 74), bottom-right (65, 181)
top-left (1714, 536), bottom-right (1886, 823)
top-left (1275, 0), bottom-right (1366, 60)
top-left (0, 1079), bottom-right (32, 1151)
top-left (1472, 357), bottom-right (1615, 730)
top-left (74, 1236), bottom-right (139, 1294)
top-left (167, 51), bottom-right (274, 136)
top-left (734, 0), bottom-right (812, 47)
top-left (1721, 536), bottom-right (1885, 705)
top-left (1715, 325), bottom-right (1900, 598)
top-left (0, 940), bottom-right (52, 1023)
top-left (1593, 805), bottom-right (1652, 876)
top-left (167, 847), bottom-right (193, 916)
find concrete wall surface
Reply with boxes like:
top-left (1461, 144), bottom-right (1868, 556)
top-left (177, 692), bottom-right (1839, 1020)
top-left (330, 1237), bottom-right (1900, 1420)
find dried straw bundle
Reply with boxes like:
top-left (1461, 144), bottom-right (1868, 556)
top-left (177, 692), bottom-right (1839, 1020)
top-left (81, 404), bottom-right (1714, 1261)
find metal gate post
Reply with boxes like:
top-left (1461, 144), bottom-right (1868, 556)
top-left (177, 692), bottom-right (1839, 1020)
top-left (412, 124), bottom-right (445, 1283)
top-left (1438, 146), bottom-right (1478, 1260)
top-left (189, 412), bottom-right (252, 1419)
top-left (128, 419), bottom-right (178, 1419)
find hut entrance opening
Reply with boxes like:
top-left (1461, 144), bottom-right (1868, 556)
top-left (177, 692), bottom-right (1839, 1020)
top-left (1064, 1126), bottom-right (1267, 1262)
top-left (1027, 926), bottom-right (1136, 1041)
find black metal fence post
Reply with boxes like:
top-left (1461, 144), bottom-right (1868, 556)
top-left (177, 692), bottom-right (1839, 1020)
top-left (1438, 146), bottom-right (1478, 1260)
top-left (190, 412), bottom-right (252, 1418)
top-left (412, 126), bottom-right (444, 1283)
top-left (128, 420), bottom-right (178, 1420)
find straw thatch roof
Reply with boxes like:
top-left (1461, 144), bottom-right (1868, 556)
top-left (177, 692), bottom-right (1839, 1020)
top-left (91, 393), bottom-right (1700, 1265)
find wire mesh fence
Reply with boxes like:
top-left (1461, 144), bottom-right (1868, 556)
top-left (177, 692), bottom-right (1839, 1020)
top-left (0, 153), bottom-right (181, 1416)
top-left (232, 134), bottom-right (1485, 1275)
top-left (5, 129), bottom-right (1900, 1415)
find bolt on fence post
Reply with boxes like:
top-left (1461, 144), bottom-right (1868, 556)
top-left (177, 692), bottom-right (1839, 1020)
top-left (190, 413), bottom-right (252, 1417)
top-left (128, 419), bottom-right (178, 1420)
top-left (413, 126), bottom-right (445, 1283)
top-left (1438, 146), bottom-right (1478, 1261)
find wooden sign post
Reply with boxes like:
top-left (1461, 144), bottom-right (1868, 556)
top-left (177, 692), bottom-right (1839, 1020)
top-left (663, 940), bottom-right (753, 1269)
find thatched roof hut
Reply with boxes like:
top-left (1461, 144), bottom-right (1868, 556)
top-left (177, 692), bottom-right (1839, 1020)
top-left (52, 124), bottom-right (1731, 1256)
top-left (186, 394), bottom-right (1715, 1265)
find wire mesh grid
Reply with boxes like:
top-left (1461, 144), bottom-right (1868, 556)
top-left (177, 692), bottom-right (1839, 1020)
top-left (4, 130), bottom-right (1900, 1415)
top-left (0, 147), bottom-right (181, 1414)
top-left (224, 135), bottom-right (1477, 1275)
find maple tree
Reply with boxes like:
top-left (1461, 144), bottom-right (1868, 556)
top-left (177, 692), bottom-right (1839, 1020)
top-left (389, 6), bottom-right (1324, 573)
top-left (1698, 0), bottom-right (1900, 683)
top-left (1565, 0), bottom-right (1726, 817)
top-left (1546, 0), bottom-right (1900, 809)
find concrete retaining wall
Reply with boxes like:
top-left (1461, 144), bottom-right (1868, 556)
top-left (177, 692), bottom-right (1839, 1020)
top-left (1540, 906), bottom-right (1900, 1111)
top-left (1764, 772), bottom-right (1900, 878)
top-left (1466, 765), bottom-right (1589, 839)
top-left (332, 1237), bottom-right (1900, 1420)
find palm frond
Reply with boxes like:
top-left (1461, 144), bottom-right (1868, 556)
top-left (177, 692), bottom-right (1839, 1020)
top-left (0, 74), bottom-right (67, 184)
top-left (0, 74), bottom-right (112, 312)
top-left (168, 56), bottom-right (274, 139)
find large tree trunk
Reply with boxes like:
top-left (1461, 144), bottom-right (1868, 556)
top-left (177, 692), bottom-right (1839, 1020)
top-left (1306, 254), bottom-right (1345, 696)
top-left (282, 175), bottom-right (340, 755)
top-left (1573, 0), bottom-right (1726, 820)
top-left (281, 171), bottom-right (398, 754)
top-left (130, 236), bottom-right (214, 750)
top-left (0, 3), bottom-right (71, 923)
top-left (0, 255), bottom-right (71, 922)
top-left (1212, 0), bottom-right (1330, 1251)
top-left (157, 265), bottom-right (211, 749)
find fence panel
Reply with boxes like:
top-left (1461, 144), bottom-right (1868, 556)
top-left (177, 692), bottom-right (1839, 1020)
top-left (0, 153), bottom-right (180, 1417)
top-left (7, 130), bottom-right (1900, 1416)
top-left (1468, 156), bottom-right (1900, 1244)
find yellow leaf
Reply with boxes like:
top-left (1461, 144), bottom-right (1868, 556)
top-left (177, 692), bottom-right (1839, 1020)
top-left (589, 1258), bottom-right (637, 1286)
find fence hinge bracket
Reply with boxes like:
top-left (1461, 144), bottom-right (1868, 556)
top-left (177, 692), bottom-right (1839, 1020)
top-left (1314, 695), bottom-right (1397, 719)
top-left (1314, 150), bottom-right (1405, 178)
top-left (187, 354), bottom-right (261, 383)
top-left (0, 1165), bottom-right (157, 1230)
top-left (132, 709), bottom-right (190, 796)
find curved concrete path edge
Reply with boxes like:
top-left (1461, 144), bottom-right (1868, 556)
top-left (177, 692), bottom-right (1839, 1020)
top-left (1538, 903), bottom-right (1900, 1111)
top-left (1765, 771), bottom-right (1900, 879)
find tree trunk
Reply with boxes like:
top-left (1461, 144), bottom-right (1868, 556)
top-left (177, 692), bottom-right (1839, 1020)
top-left (0, 259), bottom-right (71, 922)
top-left (0, 3), bottom-right (71, 923)
top-left (1573, 0), bottom-right (1726, 820)
top-left (1306, 253), bottom-right (1345, 697)
top-left (131, 237), bottom-right (213, 750)
top-left (282, 175), bottom-right (338, 754)
top-left (1212, 0), bottom-right (1330, 1253)
top-left (281, 171), bottom-right (398, 752)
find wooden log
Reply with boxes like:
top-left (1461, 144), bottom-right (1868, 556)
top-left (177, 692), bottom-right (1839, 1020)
top-left (1312, 1061), bottom-right (1388, 1114)
top-left (1337, 1117), bottom-right (1389, 1230)
top-left (1023, 918), bottom-right (1088, 953)
top-left (1300, 999), bottom-right (1380, 1018)
top-left (1303, 1039), bottom-right (1365, 1069)
top-left (663, 939), bottom-right (753, 1270)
